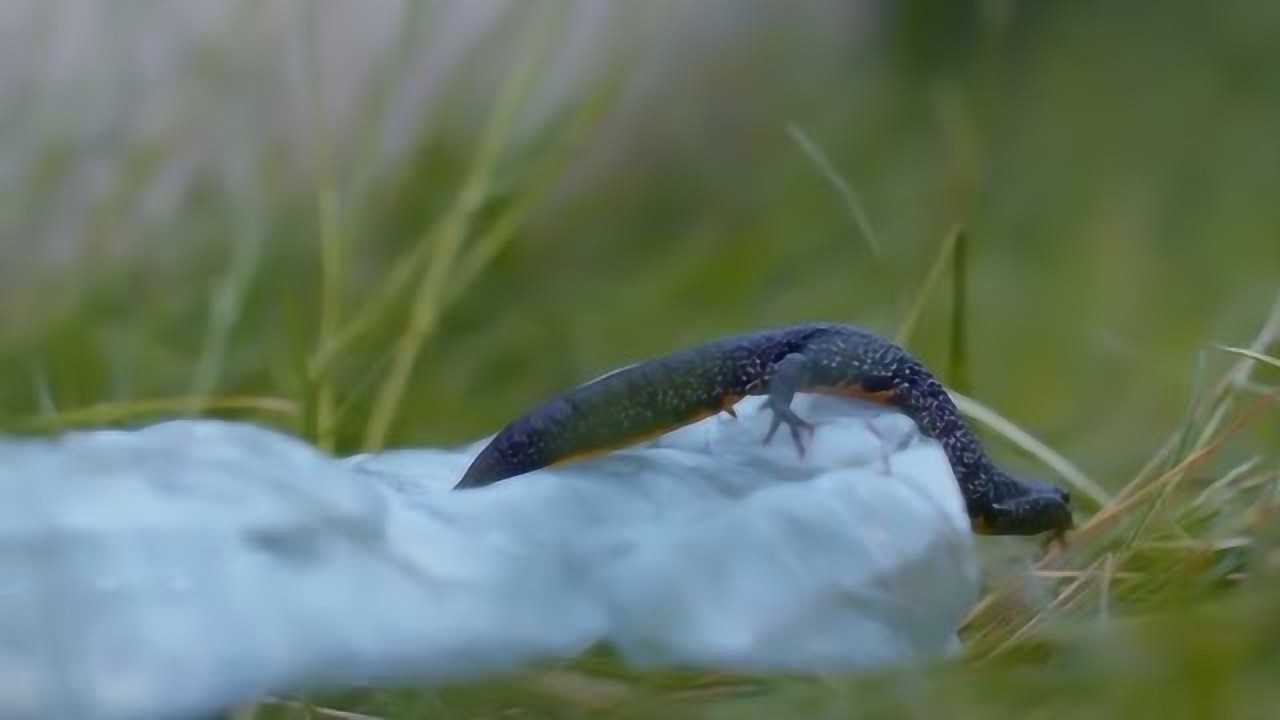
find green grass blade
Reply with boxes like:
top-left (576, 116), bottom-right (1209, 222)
top-left (363, 10), bottom-right (558, 450)
top-left (315, 187), bottom-right (343, 450)
top-left (187, 130), bottom-right (266, 411)
top-left (948, 228), bottom-right (970, 392)
top-left (447, 70), bottom-right (622, 307)
top-left (949, 389), bottom-right (1111, 506)
top-left (895, 225), bottom-right (963, 346)
top-left (17, 396), bottom-right (299, 431)
top-left (1217, 345), bottom-right (1280, 371)
top-left (786, 124), bottom-right (881, 257)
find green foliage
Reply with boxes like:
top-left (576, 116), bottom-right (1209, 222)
top-left (3, 2), bottom-right (1279, 718)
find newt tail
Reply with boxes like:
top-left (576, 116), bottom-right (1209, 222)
top-left (454, 323), bottom-right (1073, 536)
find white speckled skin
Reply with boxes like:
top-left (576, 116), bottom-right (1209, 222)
top-left (0, 394), bottom-right (977, 719)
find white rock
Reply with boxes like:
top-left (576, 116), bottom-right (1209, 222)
top-left (0, 394), bottom-right (978, 719)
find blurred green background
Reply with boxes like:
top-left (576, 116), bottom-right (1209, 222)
top-left (2, 1), bottom-right (1275, 464)
top-left (2, 1), bottom-right (1278, 718)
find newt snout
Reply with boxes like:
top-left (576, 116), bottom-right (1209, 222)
top-left (973, 478), bottom-right (1074, 536)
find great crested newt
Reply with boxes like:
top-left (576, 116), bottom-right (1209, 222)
top-left (454, 323), bottom-right (1073, 536)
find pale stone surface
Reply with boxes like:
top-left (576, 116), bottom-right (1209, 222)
top-left (0, 394), bottom-right (977, 719)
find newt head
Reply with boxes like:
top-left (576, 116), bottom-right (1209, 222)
top-left (973, 476), bottom-right (1074, 537)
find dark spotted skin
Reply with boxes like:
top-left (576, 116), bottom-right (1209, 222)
top-left (454, 323), bottom-right (1073, 536)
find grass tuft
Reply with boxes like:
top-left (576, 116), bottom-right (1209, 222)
top-left (362, 8), bottom-right (561, 451)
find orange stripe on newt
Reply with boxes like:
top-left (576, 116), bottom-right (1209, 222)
top-left (810, 384), bottom-right (898, 405)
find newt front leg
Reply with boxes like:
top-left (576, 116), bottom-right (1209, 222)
top-left (762, 352), bottom-right (817, 456)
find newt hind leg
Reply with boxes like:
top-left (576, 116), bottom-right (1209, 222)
top-left (762, 352), bottom-right (816, 457)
